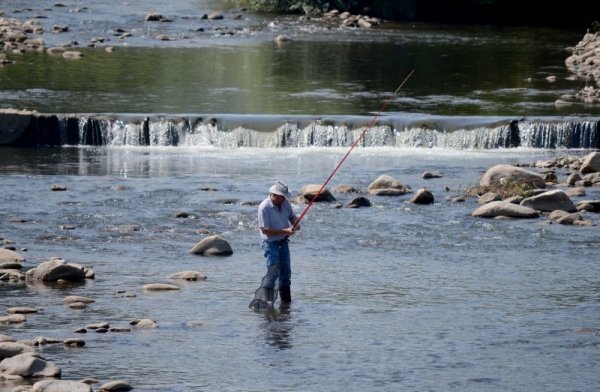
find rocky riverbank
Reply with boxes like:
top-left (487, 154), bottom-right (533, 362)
top-left (0, 3), bottom-right (381, 66)
top-left (556, 32), bottom-right (600, 107)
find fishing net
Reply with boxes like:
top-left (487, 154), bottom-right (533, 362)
top-left (249, 285), bottom-right (278, 311)
top-left (249, 264), bottom-right (279, 311)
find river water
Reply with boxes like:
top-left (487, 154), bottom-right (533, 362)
top-left (1, 1), bottom-right (600, 391)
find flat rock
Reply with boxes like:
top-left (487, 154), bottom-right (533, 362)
top-left (32, 379), bottom-right (91, 391)
top-left (143, 283), bottom-right (180, 291)
top-left (472, 201), bottom-right (540, 218)
top-left (7, 307), bottom-right (38, 314)
top-left (0, 314), bottom-right (26, 324)
top-left (98, 380), bottom-right (133, 391)
top-left (64, 295), bottom-right (95, 304)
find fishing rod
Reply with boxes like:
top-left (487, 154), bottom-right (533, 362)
top-left (291, 68), bottom-right (416, 230)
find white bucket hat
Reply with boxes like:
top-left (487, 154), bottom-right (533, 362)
top-left (269, 180), bottom-right (290, 198)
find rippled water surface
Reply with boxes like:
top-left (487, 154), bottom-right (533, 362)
top-left (1, 147), bottom-right (599, 391)
top-left (1, 0), bottom-right (599, 390)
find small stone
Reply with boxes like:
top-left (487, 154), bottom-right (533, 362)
top-left (51, 183), bottom-right (67, 191)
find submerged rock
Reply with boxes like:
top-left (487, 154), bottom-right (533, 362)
top-left (168, 270), bottom-right (207, 281)
top-left (143, 283), bottom-right (180, 291)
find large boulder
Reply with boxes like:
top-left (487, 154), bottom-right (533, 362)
top-left (580, 151), bottom-right (600, 174)
top-left (367, 175), bottom-right (411, 196)
top-left (479, 164), bottom-right (545, 189)
top-left (297, 184), bottom-right (336, 203)
top-left (472, 201), bottom-right (540, 218)
top-left (520, 189), bottom-right (576, 212)
top-left (190, 235), bottom-right (233, 256)
top-left (0, 342), bottom-right (35, 360)
top-left (25, 258), bottom-right (86, 281)
top-left (0, 353), bottom-right (61, 377)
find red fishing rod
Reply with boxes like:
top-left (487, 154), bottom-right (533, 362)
top-left (292, 69), bottom-right (415, 230)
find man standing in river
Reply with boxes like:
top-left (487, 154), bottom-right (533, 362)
top-left (250, 180), bottom-right (300, 309)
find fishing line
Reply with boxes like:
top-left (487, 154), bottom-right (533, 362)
top-left (292, 68), bottom-right (415, 230)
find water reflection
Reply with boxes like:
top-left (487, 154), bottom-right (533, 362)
top-left (0, 26), bottom-right (593, 116)
top-left (261, 304), bottom-right (293, 351)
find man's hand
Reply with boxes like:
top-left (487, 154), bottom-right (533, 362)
top-left (282, 227), bottom-right (296, 236)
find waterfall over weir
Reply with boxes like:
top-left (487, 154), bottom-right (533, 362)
top-left (2, 112), bottom-right (599, 150)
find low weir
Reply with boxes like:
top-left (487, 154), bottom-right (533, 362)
top-left (1, 110), bottom-right (599, 150)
